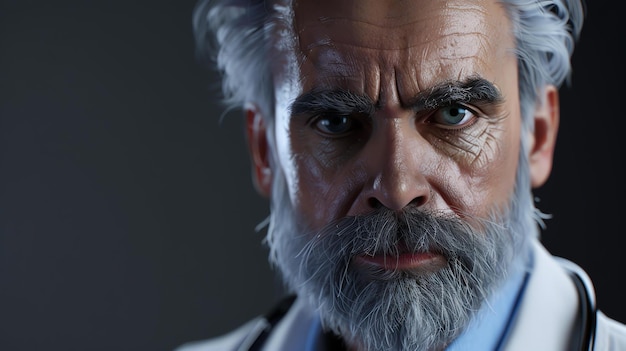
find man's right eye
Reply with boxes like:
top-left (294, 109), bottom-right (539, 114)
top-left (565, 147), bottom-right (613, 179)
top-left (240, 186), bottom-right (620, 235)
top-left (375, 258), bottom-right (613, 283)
top-left (314, 115), bottom-right (357, 136)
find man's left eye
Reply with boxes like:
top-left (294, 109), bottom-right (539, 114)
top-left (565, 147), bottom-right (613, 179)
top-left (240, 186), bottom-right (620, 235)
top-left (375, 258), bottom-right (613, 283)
top-left (429, 105), bottom-right (476, 128)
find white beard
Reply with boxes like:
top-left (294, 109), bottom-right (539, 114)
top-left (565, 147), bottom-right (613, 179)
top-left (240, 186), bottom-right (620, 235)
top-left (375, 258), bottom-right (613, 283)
top-left (264, 161), bottom-right (537, 350)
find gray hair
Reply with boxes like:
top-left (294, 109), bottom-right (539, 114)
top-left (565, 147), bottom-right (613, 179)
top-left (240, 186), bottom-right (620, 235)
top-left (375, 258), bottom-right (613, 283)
top-left (192, 0), bottom-right (277, 124)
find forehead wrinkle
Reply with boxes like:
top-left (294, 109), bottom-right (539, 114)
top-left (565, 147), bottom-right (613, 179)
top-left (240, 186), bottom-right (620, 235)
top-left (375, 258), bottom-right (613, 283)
top-left (299, 44), bottom-right (381, 100)
top-left (292, 0), bottom-right (513, 108)
top-left (303, 31), bottom-right (493, 54)
top-left (299, 0), bottom-right (494, 30)
top-left (296, 1), bottom-right (444, 29)
top-left (312, 15), bottom-right (439, 30)
top-left (296, 4), bottom-right (497, 51)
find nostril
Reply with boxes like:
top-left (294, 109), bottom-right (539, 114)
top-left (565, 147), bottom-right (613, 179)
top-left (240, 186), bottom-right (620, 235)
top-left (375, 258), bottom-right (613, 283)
top-left (408, 196), bottom-right (426, 207)
top-left (368, 197), bottom-right (383, 209)
top-left (368, 196), bottom-right (427, 210)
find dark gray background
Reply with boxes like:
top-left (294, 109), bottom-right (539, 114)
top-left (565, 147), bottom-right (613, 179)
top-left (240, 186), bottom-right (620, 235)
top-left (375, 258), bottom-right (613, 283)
top-left (0, 1), bottom-right (623, 350)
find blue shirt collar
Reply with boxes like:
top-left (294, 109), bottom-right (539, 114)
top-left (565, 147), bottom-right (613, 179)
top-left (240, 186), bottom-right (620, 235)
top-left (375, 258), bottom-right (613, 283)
top-left (446, 260), bottom-right (531, 351)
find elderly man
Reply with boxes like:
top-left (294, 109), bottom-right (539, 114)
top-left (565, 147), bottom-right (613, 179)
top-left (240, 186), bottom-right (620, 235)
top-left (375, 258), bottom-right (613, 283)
top-left (177, 0), bottom-right (626, 350)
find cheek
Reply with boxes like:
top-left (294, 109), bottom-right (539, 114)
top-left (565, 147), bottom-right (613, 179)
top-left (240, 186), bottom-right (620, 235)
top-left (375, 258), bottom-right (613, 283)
top-left (289, 138), bottom-right (362, 230)
top-left (449, 120), bottom-right (520, 218)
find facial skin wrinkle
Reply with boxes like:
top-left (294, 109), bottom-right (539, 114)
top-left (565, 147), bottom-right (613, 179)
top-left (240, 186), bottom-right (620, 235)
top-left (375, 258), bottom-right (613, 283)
top-left (457, 122), bottom-right (490, 148)
top-left (393, 66), bottom-right (402, 110)
top-left (425, 160), bottom-right (472, 219)
top-left (314, 4), bottom-right (488, 30)
top-left (313, 75), bottom-right (365, 91)
top-left (376, 60), bottom-right (398, 108)
top-left (314, 15), bottom-right (439, 30)
top-left (467, 128), bottom-right (503, 169)
top-left (440, 132), bottom-right (483, 160)
top-left (444, 3), bottom-right (488, 12)
top-left (302, 36), bottom-right (331, 53)
top-left (436, 109), bottom-right (507, 168)
top-left (474, 35), bottom-right (496, 66)
top-left (435, 31), bottom-right (493, 47)
top-left (466, 143), bottom-right (486, 168)
top-left (300, 23), bottom-right (489, 53)
top-left (303, 36), bottom-right (483, 53)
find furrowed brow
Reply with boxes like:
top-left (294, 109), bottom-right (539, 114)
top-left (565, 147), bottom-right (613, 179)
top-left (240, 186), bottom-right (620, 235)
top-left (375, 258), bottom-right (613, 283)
top-left (408, 77), bottom-right (503, 111)
top-left (290, 89), bottom-right (375, 117)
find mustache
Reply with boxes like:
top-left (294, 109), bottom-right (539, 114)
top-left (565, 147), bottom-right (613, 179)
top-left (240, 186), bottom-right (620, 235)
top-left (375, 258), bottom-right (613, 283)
top-left (296, 207), bottom-right (503, 275)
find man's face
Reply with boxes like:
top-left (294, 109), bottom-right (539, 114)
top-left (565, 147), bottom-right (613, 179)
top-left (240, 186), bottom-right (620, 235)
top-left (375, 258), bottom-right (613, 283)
top-left (261, 0), bottom-right (529, 349)
top-left (273, 0), bottom-right (521, 234)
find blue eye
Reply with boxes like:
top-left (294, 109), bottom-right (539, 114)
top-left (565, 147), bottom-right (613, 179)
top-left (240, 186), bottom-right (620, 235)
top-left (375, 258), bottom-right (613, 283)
top-left (431, 105), bottom-right (475, 127)
top-left (315, 115), bottom-right (355, 135)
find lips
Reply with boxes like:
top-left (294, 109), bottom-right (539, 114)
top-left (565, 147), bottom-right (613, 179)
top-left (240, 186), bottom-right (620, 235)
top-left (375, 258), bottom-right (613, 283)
top-left (355, 251), bottom-right (446, 271)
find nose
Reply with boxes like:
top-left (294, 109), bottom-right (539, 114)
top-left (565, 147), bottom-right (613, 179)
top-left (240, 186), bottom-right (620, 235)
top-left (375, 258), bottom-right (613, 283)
top-left (358, 118), bottom-right (432, 212)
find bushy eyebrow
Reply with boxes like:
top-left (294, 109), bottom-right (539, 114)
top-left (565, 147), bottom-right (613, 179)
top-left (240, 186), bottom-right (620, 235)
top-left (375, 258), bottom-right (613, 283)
top-left (290, 89), bottom-right (375, 117)
top-left (409, 77), bottom-right (503, 111)
top-left (289, 76), bottom-right (502, 117)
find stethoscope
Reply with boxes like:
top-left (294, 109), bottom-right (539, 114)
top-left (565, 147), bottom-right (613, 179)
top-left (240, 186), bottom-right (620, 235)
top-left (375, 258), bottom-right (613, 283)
top-left (246, 265), bottom-right (598, 351)
top-left (568, 266), bottom-right (597, 351)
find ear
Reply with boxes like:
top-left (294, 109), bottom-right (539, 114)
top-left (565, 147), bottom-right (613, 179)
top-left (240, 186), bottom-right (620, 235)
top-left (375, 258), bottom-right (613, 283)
top-left (245, 103), bottom-right (272, 197)
top-left (529, 85), bottom-right (560, 188)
